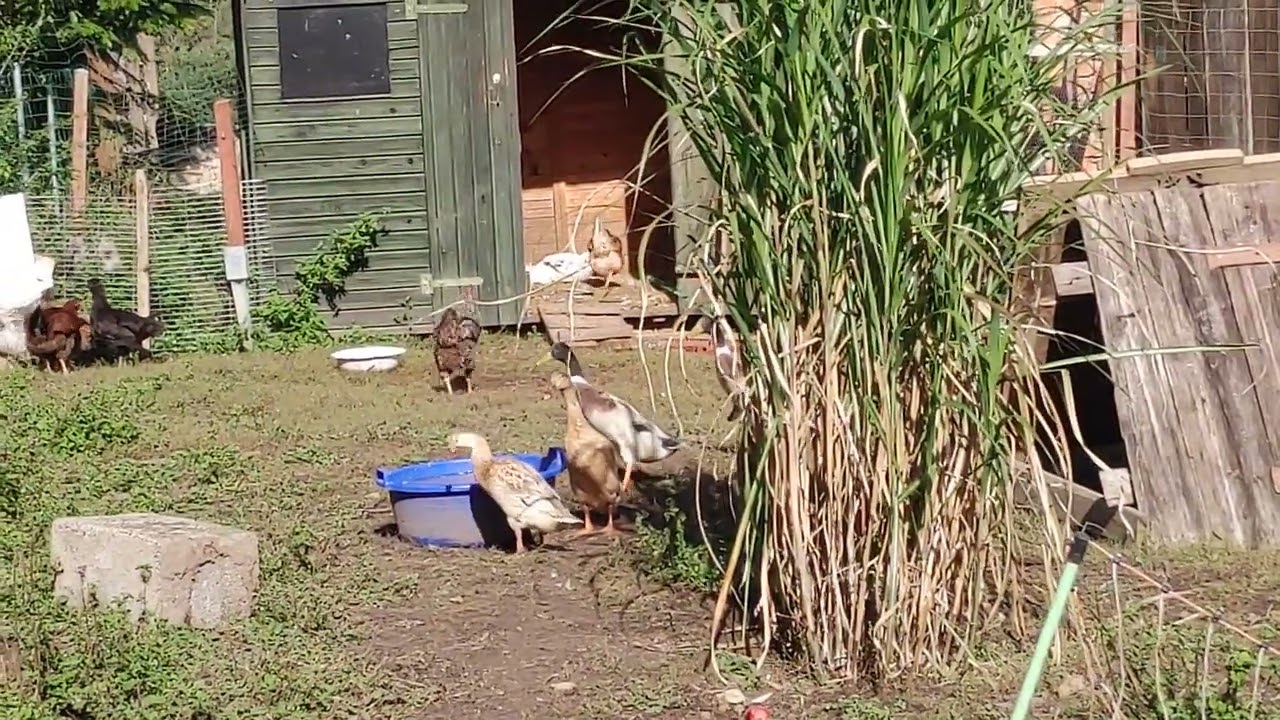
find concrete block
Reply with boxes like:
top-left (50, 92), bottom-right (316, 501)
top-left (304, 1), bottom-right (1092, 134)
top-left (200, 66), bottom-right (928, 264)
top-left (50, 513), bottom-right (259, 629)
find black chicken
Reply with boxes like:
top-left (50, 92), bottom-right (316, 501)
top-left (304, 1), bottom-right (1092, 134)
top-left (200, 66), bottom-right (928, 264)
top-left (86, 278), bottom-right (166, 365)
top-left (433, 307), bottom-right (482, 394)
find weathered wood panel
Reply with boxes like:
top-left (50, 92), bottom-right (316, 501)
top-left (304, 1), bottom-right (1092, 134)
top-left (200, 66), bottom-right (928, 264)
top-left (252, 135), bottom-right (423, 163)
top-left (1078, 185), bottom-right (1280, 546)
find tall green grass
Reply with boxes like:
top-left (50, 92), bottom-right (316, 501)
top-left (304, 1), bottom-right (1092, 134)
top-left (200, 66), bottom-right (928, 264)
top-left (583, 0), bottom-right (1120, 679)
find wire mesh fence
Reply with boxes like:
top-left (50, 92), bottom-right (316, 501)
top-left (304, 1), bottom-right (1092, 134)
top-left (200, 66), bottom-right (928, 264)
top-left (25, 178), bottom-right (274, 353)
top-left (1140, 1), bottom-right (1280, 154)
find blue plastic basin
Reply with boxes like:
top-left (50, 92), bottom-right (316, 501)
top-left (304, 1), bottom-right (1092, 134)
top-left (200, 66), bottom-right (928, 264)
top-left (374, 447), bottom-right (568, 548)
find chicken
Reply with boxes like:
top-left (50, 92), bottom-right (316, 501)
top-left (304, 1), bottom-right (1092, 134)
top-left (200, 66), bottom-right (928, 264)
top-left (433, 306), bottom-right (482, 394)
top-left (86, 278), bottom-right (165, 365)
top-left (549, 370), bottom-right (623, 535)
top-left (25, 300), bottom-right (93, 374)
top-left (588, 218), bottom-right (624, 291)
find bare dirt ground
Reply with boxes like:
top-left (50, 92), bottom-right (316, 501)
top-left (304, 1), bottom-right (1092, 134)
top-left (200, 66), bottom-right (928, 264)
top-left (13, 334), bottom-right (1280, 719)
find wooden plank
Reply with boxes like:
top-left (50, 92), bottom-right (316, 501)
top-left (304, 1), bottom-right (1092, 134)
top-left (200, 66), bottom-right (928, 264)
top-left (247, 59), bottom-right (420, 89)
top-left (319, 286), bottom-right (430, 310)
top-left (323, 305), bottom-right (434, 332)
top-left (1052, 261), bottom-right (1094, 297)
top-left (1152, 186), bottom-right (1266, 545)
top-left (253, 135), bottom-right (424, 163)
top-left (263, 173), bottom-right (426, 200)
top-left (254, 154), bottom-right (425, 182)
top-left (1125, 149), bottom-right (1245, 177)
top-left (243, 20), bottom-right (418, 49)
top-left (1077, 192), bottom-right (1211, 542)
top-left (270, 211), bottom-right (428, 242)
top-left (249, 80), bottom-right (422, 107)
top-left (253, 117), bottom-right (424, 143)
top-left (241, 2), bottom-right (406, 30)
top-left (1203, 181), bottom-right (1280, 519)
top-left (275, 252), bottom-right (430, 278)
top-left (1192, 152), bottom-right (1280, 186)
top-left (252, 97), bottom-right (422, 124)
top-left (244, 35), bottom-right (414, 60)
top-left (266, 191), bottom-right (425, 218)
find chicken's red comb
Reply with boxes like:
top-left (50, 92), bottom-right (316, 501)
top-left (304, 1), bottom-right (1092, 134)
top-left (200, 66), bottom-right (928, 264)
top-left (744, 705), bottom-right (771, 720)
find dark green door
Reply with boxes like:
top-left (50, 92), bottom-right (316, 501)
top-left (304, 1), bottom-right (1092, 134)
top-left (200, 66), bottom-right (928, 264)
top-left (414, 0), bottom-right (523, 325)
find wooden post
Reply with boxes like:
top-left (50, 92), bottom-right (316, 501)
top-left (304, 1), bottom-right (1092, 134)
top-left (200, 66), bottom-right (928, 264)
top-left (70, 68), bottom-right (90, 219)
top-left (214, 98), bottom-right (252, 337)
top-left (134, 169), bottom-right (152, 349)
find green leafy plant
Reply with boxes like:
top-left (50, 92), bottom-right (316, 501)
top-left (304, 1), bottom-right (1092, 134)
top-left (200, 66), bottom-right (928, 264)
top-left (252, 213), bottom-right (386, 351)
top-left (633, 505), bottom-right (725, 594)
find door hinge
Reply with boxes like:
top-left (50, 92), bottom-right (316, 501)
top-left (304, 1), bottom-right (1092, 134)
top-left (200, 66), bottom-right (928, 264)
top-left (420, 274), bottom-right (484, 294)
top-left (406, 0), bottom-right (468, 14)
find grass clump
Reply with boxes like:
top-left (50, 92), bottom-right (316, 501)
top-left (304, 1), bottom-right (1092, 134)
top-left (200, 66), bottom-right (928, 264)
top-left (595, 0), bottom-right (1119, 679)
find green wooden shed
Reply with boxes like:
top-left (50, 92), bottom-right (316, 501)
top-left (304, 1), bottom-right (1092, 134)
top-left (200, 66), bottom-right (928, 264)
top-left (232, 0), bottom-right (707, 331)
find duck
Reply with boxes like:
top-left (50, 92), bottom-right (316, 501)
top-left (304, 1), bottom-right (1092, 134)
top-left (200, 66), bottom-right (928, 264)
top-left (0, 254), bottom-right (56, 363)
top-left (549, 370), bottom-right (623, 535)
top-left (703, 315), bottom-right (748, 421)
top-left (448, 431), bottom-right (583, 553)
top-left (535, 342), bottom-right (681, 495)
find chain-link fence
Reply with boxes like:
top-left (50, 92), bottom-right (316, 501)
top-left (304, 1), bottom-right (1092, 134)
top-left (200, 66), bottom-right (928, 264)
top-left (25, 178), bottom-right (274, 353)
top-left (1140, 2), bottom-right (1280, 154)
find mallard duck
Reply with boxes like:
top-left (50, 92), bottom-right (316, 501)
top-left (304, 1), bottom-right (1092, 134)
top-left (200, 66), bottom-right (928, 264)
top-left (549, 370), bottom-right (623, 535)
top-left (535, 342), bottom-right (680, 495)
top-left (434, 307), bottom-right (482, 394)
top-left (448, 431), bottom-right (582, 553)
top-left (703, 315), bottom-right (748, 421)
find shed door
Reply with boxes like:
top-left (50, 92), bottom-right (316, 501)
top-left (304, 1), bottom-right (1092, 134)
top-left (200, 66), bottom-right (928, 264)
top-left (414, 0), bottom-right (523, 325)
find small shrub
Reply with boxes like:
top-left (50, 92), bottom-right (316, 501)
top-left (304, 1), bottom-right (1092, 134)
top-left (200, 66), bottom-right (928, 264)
top-left (253, 214), bottom-right (387, 351)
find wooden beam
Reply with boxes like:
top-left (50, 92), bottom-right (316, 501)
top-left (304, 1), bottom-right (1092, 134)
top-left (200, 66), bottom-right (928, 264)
top-left (1126, 149), bottom-right (1245, 177)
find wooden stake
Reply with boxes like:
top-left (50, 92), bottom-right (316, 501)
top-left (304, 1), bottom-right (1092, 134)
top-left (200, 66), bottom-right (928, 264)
top-left (134, 169), bottom-right (152, 348)
top-left (70, 68), bottom-right (89, 219)
top-left (214, 99), bottom-right (245, 249)
top-left (214, 98), bottom-right (252, 337)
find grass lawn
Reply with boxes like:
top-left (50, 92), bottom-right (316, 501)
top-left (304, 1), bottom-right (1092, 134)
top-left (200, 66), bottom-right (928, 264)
top-left (3, 335), bottom-right (1280, 719)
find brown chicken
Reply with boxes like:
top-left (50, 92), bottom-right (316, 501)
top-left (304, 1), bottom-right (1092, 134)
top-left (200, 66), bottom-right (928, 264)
top-left (549, 370), bottom-right (622, 535)
top-left (588, 218), bottom-right (624, 291)
top-left (433, 307), bottom-right (482, 394)
top-left (26, 300), bottom-right (93, 375)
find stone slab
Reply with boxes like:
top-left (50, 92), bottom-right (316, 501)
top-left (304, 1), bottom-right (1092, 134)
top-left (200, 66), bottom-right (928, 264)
top-left (50, 513), bottom-right (259, 629)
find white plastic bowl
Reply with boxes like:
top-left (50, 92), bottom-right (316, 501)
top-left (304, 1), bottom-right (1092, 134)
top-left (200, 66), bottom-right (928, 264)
top-left (330, 345), bottom-right (407, 373)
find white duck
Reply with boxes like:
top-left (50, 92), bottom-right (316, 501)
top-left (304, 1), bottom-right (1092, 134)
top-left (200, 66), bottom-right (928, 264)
top-left (526, 249), bottom-right (592, 287)
top-left (0, 254), bottom-right (56, 364)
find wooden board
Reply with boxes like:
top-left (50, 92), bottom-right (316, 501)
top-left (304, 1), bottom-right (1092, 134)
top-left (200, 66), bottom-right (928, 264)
top-left (1077, 186), bottom-right (1280, 547)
